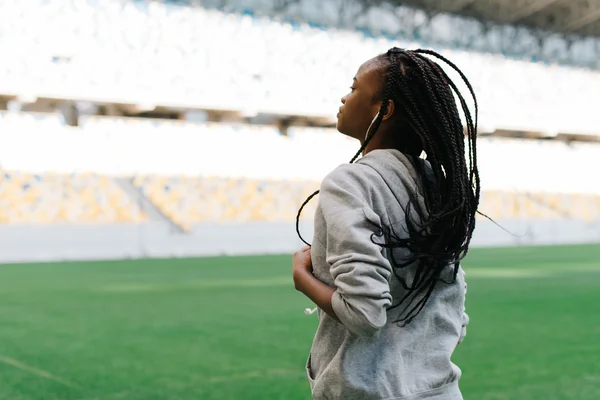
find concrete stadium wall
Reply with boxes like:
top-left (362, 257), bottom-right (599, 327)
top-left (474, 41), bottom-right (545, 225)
top-left (0, 219), bottom-right (599, 264)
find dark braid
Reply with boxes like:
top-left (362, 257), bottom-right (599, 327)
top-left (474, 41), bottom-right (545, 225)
top-left (296, 48), bottom-right (481, 324)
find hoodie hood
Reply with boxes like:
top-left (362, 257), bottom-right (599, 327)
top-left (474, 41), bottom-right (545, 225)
top-left (356, 148), bottom-right (433, 215)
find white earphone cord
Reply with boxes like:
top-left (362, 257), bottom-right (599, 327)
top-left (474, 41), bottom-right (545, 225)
top-left (365, 112), bottom-right (380, 140)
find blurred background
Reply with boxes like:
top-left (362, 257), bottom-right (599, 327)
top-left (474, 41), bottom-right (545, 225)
top-left (0, 0), bottom-right (599, 399)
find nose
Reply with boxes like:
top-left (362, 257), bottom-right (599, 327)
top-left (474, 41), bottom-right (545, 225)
top-left (341, 94), bottom-right (347, 104)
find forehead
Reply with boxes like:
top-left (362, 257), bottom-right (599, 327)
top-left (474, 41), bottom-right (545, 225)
top-left (355, 57), bottom-right (385, 87)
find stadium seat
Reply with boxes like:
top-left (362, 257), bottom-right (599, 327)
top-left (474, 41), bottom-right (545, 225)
top-left (0, 170), bottom-right (146, 224)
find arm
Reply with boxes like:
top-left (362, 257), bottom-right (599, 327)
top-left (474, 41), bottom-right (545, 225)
top-left (326, 207), bottom-right (393, 336)
top-left (294, 165), bottom-right (393, 337)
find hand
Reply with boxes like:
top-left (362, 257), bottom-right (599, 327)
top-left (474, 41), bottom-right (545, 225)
top-left (291, 246), bottom-right (339, 322)
top-left (292, 246), bottom-right (313, 292)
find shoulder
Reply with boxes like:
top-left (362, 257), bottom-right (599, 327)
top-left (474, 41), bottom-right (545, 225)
top-left (319, 163), bottom-right (379, 210)
top-left (321, 162), bottom-right (378, 193)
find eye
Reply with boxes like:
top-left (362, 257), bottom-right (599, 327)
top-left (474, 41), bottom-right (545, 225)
top-left (349, 86), bottom-right (356, 92)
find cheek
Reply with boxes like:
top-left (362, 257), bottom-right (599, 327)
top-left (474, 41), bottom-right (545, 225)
top-left (344, 96), bottom-right (361, 117)
top-left (346, 98), bottom-right (372, 125)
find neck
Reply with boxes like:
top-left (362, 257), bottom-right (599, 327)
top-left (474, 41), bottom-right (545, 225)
top-left (363, 129), bottom-right (410, 156)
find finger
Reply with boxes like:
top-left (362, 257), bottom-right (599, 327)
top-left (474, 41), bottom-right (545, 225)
top-left (302, 245), bottom-right (311, 252)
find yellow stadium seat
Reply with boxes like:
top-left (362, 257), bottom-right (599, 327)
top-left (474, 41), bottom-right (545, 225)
top-left (4, 171), bottom-right (586, 229)
top-left (0, 170), bottom-right (148, 225)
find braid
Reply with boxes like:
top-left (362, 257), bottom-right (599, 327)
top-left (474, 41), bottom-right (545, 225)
top-left (296, 47), bottom-right (482, 324)
top-left (368, 48), bottom-right (480, 323)
top-left (416, 48), bottom-right (482, 218)
top-left (417, 51), bottom-right (482, 247)
top-left (296, 189), bottom-right (319, 246)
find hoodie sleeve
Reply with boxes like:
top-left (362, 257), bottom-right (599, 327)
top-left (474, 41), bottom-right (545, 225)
top-left (318, 165), bottom-right (393, 337)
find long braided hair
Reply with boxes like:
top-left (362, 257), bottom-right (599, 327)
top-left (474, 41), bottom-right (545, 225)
top-left (296, 48), bottom-right (480, 324)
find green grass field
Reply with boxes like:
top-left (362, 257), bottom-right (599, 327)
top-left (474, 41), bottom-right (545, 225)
top-left (0, 244), bottom-right (599, 400)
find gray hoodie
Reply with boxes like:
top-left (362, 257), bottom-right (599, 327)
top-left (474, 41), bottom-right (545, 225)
top-left (307, 149), bottom-right (469, 400)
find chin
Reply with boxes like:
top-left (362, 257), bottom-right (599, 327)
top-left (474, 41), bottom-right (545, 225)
top-left (336, 124), bottom-right (358, 141)
top-left (336, 120), bottom-right (349, 136)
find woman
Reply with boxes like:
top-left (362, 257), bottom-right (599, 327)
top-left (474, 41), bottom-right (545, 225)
top-left (292, 48), bottom-right (476, 399)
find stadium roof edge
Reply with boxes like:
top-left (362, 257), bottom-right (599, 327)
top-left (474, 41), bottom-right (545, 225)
top-left (386, 0), bottom-right (600, 37)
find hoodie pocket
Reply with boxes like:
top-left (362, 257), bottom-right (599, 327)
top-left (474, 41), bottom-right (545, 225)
top-left (305, 353), bottom-right (315, 388)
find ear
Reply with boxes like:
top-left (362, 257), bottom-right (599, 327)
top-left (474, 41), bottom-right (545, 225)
top-left (382, 100), bottom-right (395, 121)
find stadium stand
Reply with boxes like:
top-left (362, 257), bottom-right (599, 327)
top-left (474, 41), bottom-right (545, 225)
top-left (0, 170), bottom-right (146, 224)
top-left (479, 191), bottom-right (600, 222)
top-left (132, 174), bottom-right (319, 229)
top-left (0, 0), bottom-right (599, 135)
top-left (1, 112), bottom-right (600, 228)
